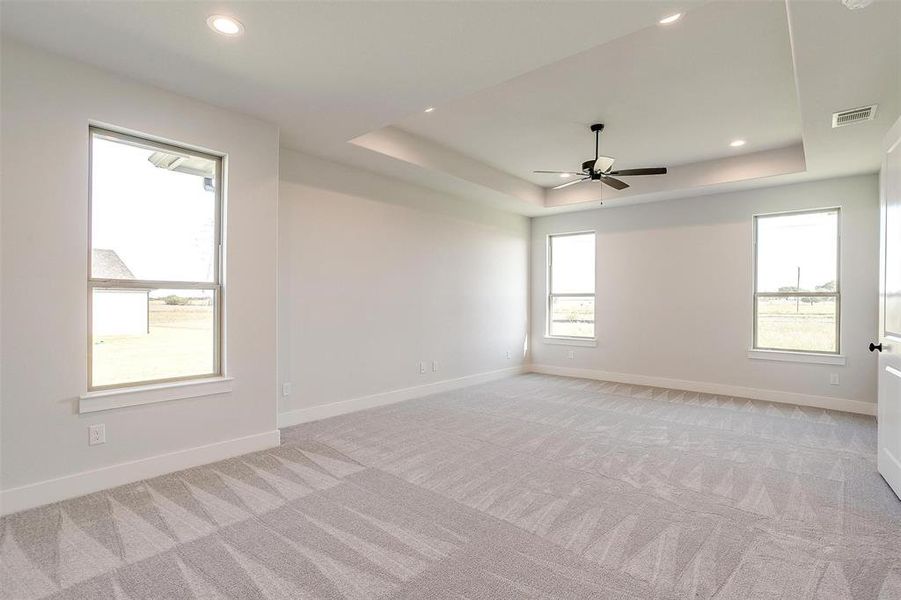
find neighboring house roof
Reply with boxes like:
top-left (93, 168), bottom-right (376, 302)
top-left (92, 248), bottom-right (136, 279)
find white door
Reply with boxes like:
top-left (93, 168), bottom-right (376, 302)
top-left (877, 115), bottom-right (901, 498)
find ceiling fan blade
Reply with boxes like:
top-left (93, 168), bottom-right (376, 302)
top-left (600, 177), bottom-right (629, 190)
top-left (552, 177), bottom-right (589, 190)
top-left (607, 167), bottom-right (667, 176)
top-left (533, 170), bottom-right (587, 176)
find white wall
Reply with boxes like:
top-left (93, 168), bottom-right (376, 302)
top-left (278, 149), bottom-right (529, 422)
top-left (0, 41), bottom-right (280, 510)
top-left (531, 174), bottom-right (880, 410)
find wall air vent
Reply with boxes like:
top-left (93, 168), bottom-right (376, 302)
top-left (832, 104), bottom-right (877, 128)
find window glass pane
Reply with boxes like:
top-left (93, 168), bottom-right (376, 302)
top-left (756, 211), bottom-right (837, 293)
top-left (756, 296), bottom-right (837, 353)
top-left (92, 288), bottom-right (215, 387)
top-left (549, 296), bottom-right (595, 338)
top-left (91, 133), bottom-right (217, 282)
top-left (550, 233), bottom-right (595, 294)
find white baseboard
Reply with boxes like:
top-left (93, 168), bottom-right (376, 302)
top-left (529, 364), bottom-right (877, 416)
top-left (278, 366), bottom-right (527, 428)
top-left (0, 430), bottom-right (281, 516)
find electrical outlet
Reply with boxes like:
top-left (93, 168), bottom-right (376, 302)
top-left (282, 382), bottom-right (292, 397)
top-left (89, 424), bottom-right (106, 446)
top-left (567, 350), bottom-right (575, 360)
top-left (829, 373), bottom-right (840, 386)
top-left (419, 361), bottom-right (426, 374)
top-left (505, 351), bottom-right (511, 360)
top-left (432, 360), bottom-right (439, 372)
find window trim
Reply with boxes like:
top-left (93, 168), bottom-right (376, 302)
top-left (751, 207), bottom-right (841, 355)
top-left (746, 348), bottom-right (845, 365)
top-left (79, 376), bottom-right (234, 414)
top-left (87, 126), bottom-right (224, 391)
top-left (546, 230), bottom-right (597, 341)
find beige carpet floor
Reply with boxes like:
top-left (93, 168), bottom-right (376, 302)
top-left (2, 373), bottom-right (900, 599)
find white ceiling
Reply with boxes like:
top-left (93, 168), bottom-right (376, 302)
top-left (787, 0), bottom-right (901, 178)
top-left (396, 1), bottom-right (801, 187)
top-left (0, 1), bottom-right (699, 153)
top-left (2, 0), bottom-right (899, 215)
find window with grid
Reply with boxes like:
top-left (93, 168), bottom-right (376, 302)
top-left (547, 232), bottom-right (596, 339)
top-left (89, 127), bottom-right (222, 389)
top-left (753, 208), bottom-right (840, 354)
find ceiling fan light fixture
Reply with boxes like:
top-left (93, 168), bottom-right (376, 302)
top-left (658, 13), bottom-right (682, 24)
top-left (594, 156), bottom-right (615, 173)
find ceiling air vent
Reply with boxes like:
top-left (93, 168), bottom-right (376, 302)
top-left (832, 104), bottom-right (877, 128)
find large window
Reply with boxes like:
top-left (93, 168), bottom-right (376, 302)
top-left (89, 128), bottom-right (222, 389)
top-left (547, 232), bottom-right (596, 338)
top-left (753, 208), bottom-right (840, 354)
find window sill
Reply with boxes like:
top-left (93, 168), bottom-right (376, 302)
top-left (746, 349), bottom-right (846, 366)
top-left (544, 336), bottom-right (598, 348)
top-left (79, 376), bottom-right (234, 414)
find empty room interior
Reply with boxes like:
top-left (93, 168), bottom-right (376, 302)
top-left (2, 1), bottom-right (901, 598)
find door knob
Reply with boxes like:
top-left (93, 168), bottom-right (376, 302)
top-left (869, 342), bottom-right (883, 352)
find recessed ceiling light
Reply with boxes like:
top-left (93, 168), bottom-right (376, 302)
top-left (658, 13), bottom-right (682, 24)
top-left (424, 107), bottom-right (435, 113)
top-left (729, 139), bottom-right (747, 147)
top-left (559, 173), bottom-right (571, 178)
top-left (207, 15), bottom-right (244, 36)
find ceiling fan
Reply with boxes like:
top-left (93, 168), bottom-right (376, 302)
top-left (534, 123), bottom-right (667, 191)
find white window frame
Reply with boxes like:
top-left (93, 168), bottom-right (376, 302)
top-left (751, 207), bottom-right (841, 356)
top-left (546, 231), bottom-right (597, 342)
top-left (87, 126), bottom-right (224, 391)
